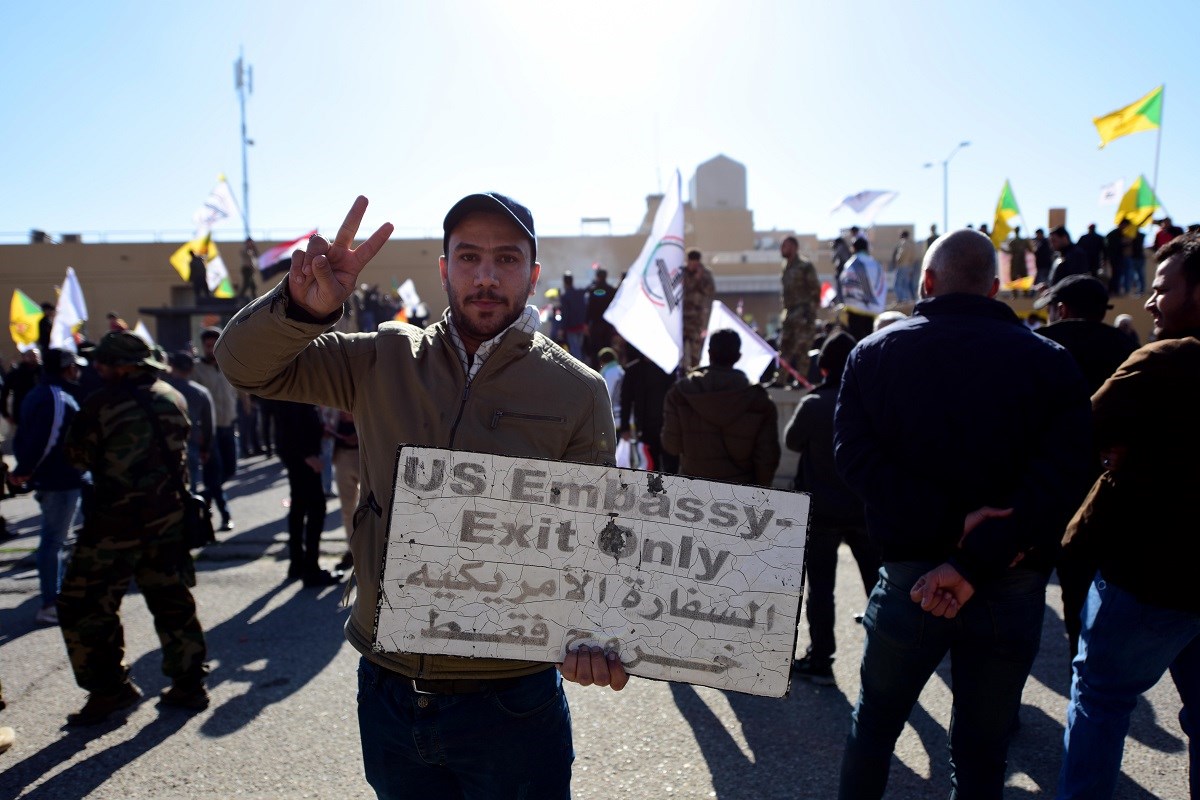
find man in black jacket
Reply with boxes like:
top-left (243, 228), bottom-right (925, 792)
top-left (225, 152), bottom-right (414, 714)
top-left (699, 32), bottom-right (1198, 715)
top-left (1034, 274), bottom-right (1137, 664)
top-left (618, 344), bottom-right (674, 472)
top-left (784, 329), bottom-right (879, 685)
top-left (1047, 225), bottom-right (1091, 287)
top-left (833, 229), bottom-right (1094, 799)
top-left (274, 400), bottom-right (342, 587)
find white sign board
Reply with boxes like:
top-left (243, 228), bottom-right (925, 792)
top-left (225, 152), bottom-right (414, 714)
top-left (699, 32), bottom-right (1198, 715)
top-left (373, 447), bottom-right (809, 697)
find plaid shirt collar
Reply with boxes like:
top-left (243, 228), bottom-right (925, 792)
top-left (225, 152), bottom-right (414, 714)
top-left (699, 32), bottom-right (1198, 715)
top-left (447, 305), bottom-right (540, 381)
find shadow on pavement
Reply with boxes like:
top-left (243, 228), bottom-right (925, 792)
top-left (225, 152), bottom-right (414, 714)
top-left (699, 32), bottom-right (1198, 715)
top-left (668, 678), bottom-right (952, 799)
top-left (154, 579), bottom-right (350, 738)
top-left (2, 708), bottom-right (189, 799)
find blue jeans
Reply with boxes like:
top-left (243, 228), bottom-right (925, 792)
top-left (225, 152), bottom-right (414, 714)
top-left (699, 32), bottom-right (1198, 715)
top-left (1058, 576), bottom-right (1200, 799)
top-left (35, 488), bottom-right (81, 607)
top-left (838, 561), bottom-right (1048, 800)
top-left (186, 444), bottom-right (202, 495)
top-left (321, 436), bottom-right (334, 495)
top-left (203, 426), bottom-right (237, 521)
top-left (1126, 256), bottom-right (1147, 295)
top-left (893, 266), bottom-right (918, 304)
top-left (565, 330), bottom-right (586, 361)
top-left (356, 658), bottom-right (573, 799)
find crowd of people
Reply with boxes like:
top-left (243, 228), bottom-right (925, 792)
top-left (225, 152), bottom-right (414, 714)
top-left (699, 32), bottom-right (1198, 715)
top-left (0, 319), bottom-right (358, 736)
top-left (0, 192), bottom-right (1195, 799)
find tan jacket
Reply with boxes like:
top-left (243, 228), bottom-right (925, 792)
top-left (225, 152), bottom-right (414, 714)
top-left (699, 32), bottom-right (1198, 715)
top-left (216, 283), bottom-right (616, 679)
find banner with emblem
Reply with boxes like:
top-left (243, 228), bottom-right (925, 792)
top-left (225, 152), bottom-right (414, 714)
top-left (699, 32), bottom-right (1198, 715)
top-left (603, 170), bottom-right (685, 373)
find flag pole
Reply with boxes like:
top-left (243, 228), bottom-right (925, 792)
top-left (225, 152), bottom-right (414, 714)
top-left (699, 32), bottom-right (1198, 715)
top-left (235, 48), bottom-right (253, 240)
top-left (1151, 84), bottom-right (1164, 217)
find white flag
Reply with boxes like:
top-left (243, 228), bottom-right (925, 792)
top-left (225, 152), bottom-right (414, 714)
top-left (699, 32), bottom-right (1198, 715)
top-left (397, 278), bottom-right (422, 310)
top-left (206, 248), bottom-right (230, 294)
top-left (193, 175), bottom-right (241, 235)
top-left (132, 320), bottom-right (156, 346)
top-left (51, 267), bottom-right (88, 352)
top-left (831, 190), bottom-right (898, 225)
top-left (1098, 179), bottom-right (1125, 207)
top-left (698, 300), bottom-right (777, 383)
top-left (603, 170), bottom-right (685, 373)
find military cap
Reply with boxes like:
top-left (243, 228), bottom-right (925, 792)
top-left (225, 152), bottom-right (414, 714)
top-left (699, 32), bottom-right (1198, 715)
top-left (88, 330), bottom-right (169, 370)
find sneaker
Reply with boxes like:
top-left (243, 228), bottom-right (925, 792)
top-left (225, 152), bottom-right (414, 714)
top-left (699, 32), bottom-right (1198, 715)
top-left (66, 681), bottom-right (142, 726)
top-left (35, 606), bottom-right (59, 625)
top-left (218, 518), bottom-right (234, 532)
top-left (335, 553), bottom-right (354, 572)
top-left (160, 680), bottom-right (210, 711)
top-left (791, 656), bottom-right (835, 686)
top-left (0, 725), bottom-right (13, 754)
top-left (302, 568), bottom-right (345, 588)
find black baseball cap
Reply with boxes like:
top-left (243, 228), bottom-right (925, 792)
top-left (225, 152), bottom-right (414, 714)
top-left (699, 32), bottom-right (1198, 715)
top-left (442, 192), bottom-right (537, 263)
top-left (1034, 274), bottom-right (1113, 314)
top-left (44, 348), bottom-right (86, 372)
top-left (168, 350), bottom-right (196, 370)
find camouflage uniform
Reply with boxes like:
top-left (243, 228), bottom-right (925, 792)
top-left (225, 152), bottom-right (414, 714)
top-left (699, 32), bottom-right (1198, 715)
top-left (779, 255), bottom-right (820, 380)
top-left (680, 262), bottom-right (716, 371)
top-left (59, 361), bottom-right (207, 695)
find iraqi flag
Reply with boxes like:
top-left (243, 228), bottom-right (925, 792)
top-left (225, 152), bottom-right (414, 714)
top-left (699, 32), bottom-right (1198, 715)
top-left (603, 170), bottom-right (685, 373)
top-left (819, 282), bottom-right (837, 308)
top-left (259, 230), bottom-right (317, 279)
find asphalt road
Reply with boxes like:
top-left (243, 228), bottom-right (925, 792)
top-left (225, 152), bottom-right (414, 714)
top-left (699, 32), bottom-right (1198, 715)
top-left (0, 454), bottom-right (1189, 799)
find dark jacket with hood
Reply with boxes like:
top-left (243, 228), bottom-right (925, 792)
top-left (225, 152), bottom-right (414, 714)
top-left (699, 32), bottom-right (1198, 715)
top-left (661, 365), bottom-right (780, 487)
top-left (14, 368), bottom-right (87, 491)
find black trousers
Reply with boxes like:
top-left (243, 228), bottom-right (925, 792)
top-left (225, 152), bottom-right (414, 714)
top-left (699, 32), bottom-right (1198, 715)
top-left (804, 522), bottom-right (881, 665)
top-left (283, 457), bottom-right (327, 574)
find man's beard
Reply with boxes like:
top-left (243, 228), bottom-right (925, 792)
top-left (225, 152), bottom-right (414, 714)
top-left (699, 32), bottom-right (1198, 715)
top-left (448, 287), bottom-right (525, 343)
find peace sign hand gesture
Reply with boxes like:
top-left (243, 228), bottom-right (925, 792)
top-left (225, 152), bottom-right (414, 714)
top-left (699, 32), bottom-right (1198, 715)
top-left (288, 196), bottom-right (394, 318)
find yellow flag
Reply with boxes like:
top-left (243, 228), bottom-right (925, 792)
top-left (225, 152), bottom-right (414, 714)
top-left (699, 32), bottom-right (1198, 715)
top-left (169, 234), bottom-right (234, 298)
top-left (1114, 176), bottom-right (1159, 230)
top-left (1093, 86), bottom-right (1163, 148)
top-left (990, 180), bottom-right (1021, 248)
top-left (9, 289), bottom-right (43, 347)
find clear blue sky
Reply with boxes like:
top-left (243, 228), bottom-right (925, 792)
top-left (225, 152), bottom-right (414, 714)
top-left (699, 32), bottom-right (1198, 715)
top-left (2, 0), bottom-right (1195, 248)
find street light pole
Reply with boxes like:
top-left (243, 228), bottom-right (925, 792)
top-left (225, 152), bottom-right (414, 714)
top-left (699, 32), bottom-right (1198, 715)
top-left (925, 141), bottom-right (970, 233)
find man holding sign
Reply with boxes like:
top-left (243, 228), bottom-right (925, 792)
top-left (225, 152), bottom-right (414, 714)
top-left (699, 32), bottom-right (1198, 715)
top-left (215, 193), bottom-right (626, 799)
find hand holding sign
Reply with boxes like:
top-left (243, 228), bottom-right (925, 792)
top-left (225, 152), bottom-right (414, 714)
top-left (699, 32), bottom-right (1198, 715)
top-left (289, 196), bottom-right (394, 318)
top-left (559, 645), bottom-right (629, 691)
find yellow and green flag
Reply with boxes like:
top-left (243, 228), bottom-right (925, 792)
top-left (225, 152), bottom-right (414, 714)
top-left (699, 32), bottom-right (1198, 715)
top-left (991, 180), bottom-right (1021, 248)
top-left (10, 289), bottom-right (43, 347)
top-left (169, 233), bottom-right (234, 298)
top-left (1093, 85), bottom-right (1163, 149)
top-left (1114, 175), bottom-right (1159, 231)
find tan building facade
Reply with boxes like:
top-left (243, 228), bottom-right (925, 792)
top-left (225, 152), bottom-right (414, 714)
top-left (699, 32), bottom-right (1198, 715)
top-left (0, 155), bottom-right (1157, 365)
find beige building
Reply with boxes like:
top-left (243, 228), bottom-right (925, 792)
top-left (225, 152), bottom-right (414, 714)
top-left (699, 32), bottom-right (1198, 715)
top-left (0, 154), bottom-right (1155, 365)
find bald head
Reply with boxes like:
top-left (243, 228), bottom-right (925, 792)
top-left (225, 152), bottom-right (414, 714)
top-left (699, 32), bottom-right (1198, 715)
top-left (920, 229), bottom-right (999, 298)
